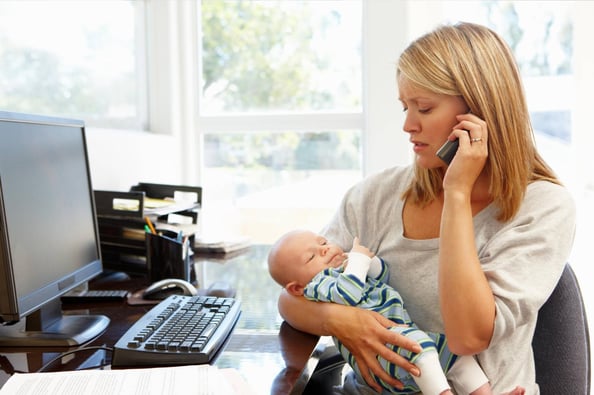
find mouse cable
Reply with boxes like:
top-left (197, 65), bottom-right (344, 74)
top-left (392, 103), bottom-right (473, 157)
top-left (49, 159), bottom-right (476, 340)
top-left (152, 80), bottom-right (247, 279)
top-left (36, 345), bottom-right (114, 373)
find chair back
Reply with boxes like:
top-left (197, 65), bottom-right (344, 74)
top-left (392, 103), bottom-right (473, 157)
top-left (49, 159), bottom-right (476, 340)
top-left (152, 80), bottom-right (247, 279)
top-left (532, 264), bottom-right (591, 394)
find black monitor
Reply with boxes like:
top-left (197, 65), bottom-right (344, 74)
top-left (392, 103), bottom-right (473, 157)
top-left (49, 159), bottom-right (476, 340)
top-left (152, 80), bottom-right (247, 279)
top-left (0, 111), bottom-right (109, 347)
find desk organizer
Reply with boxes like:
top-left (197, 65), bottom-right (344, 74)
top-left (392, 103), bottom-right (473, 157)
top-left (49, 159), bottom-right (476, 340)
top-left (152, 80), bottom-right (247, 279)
top-left (146, 230), bottom-right (193, 283)
top-left (94, 182), bottom-right (201, 275)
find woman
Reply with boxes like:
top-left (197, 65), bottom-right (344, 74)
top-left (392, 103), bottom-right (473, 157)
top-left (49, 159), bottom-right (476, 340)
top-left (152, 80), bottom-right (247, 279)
top-left (277, 22), bottom-right (575, 394)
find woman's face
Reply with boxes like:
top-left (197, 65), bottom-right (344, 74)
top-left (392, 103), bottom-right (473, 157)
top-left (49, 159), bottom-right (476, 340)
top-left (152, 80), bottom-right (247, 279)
top-left (398, 75), bottom-right (469, 169)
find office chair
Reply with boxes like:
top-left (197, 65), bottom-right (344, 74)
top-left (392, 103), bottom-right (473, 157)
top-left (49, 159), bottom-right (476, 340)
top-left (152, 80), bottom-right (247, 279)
top-left (305, 263), bottom-right (591, 394)
top-left (532, 263), bottom-right (591, 395)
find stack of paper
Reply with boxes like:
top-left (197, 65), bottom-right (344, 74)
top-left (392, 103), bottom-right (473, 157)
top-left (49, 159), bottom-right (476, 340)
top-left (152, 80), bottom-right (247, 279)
top-left (0, 365), bottom-right (251, 395)
top-left (194, 235), bottom-right (251, 254)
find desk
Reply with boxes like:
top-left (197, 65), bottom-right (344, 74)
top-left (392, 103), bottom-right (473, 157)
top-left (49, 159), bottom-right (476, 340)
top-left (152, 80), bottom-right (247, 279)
top-left (0, 245), bottom-right (325, 394)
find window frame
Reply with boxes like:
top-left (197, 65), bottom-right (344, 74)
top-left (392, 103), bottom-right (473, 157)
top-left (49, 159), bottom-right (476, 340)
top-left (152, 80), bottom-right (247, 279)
top-left (143, 1), bottom-right (411, 183)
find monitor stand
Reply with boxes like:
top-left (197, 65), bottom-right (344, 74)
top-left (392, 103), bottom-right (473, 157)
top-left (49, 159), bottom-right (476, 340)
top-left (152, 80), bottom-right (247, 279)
top-left (0, 298), bottom-right (109, 348)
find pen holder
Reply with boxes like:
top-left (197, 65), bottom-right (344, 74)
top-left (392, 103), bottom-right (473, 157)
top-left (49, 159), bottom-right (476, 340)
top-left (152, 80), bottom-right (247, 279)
top-left (145, 230), bottom-right (193, 283)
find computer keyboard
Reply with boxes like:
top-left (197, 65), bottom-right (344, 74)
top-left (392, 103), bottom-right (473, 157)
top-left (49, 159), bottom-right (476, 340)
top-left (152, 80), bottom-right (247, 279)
top-left (61, 289), bottom-right (129, 303)
top-left (111, 294), bottom-right (241, 367)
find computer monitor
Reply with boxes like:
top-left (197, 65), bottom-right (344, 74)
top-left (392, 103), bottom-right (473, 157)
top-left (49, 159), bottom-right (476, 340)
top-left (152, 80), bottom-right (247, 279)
top-left (0, 110), bottom-right (109, 347)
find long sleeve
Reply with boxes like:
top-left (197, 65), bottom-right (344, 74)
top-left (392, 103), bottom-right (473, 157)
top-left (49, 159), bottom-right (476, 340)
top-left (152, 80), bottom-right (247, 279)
top-left (304, 266), bottom-right (367, 306)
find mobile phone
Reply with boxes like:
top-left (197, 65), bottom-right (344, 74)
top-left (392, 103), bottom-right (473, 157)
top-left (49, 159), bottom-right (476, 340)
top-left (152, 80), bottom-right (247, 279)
top-left (436, 138), bottom-right (459, 165)
top-left (438, 111), bottom-right (472, 165)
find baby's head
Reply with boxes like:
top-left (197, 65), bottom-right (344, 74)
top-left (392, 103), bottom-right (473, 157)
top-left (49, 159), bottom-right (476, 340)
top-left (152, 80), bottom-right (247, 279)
top-left (268, 230), bottom-right (346, 296)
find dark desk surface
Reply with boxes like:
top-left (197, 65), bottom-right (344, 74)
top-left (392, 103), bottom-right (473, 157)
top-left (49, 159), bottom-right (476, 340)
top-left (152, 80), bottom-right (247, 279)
top-left (0, 245), bottom-right (323, 394)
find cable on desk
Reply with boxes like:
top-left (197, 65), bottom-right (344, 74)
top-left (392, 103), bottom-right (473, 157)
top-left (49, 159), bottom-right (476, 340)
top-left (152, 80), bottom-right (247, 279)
top-left (36, 345), bottom-right (114, 373)
top-left (0, 355), bottom-right (27, 375)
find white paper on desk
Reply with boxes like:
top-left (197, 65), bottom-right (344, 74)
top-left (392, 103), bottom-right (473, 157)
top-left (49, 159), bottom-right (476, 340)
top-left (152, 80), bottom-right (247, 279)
top-left (0, 365), bottom-right (235, 395)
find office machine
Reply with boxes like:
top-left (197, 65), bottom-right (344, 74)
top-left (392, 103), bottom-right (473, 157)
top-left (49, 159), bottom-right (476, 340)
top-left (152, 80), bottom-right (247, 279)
top-left (0, 110), bottom-right (109, 347)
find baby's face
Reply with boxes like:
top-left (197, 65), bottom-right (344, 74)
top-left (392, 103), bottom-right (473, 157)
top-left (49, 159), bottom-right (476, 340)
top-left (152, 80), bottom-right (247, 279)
top-left (284, 231), bottom-right (346, 286)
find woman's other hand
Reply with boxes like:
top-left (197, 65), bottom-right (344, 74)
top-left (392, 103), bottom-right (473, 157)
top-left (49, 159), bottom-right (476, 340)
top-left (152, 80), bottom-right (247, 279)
top-left (327, 305), bottom-right (422, 391)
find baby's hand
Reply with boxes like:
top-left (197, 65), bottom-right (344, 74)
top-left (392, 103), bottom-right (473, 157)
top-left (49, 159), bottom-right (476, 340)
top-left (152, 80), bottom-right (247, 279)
top-left (351, 237), bottom-right (374, 258)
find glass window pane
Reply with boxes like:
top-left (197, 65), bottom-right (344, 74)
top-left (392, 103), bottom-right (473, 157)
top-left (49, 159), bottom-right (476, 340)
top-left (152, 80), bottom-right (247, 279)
top-left (441, 1), bottom-right (573, 144)
top-left (199, 1), bottom-right (363, 243)
top-left (0, 1), bottom-right (145, 129)
top-left (200, 0), bottom-right (362, 114)
top-left (442, 1), bottom-right (573, 77)
top-left (201, 130), bottom-right (362, 242)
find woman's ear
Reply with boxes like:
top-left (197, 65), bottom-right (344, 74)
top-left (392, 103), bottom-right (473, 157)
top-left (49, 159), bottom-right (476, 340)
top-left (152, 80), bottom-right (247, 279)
top-left (285, 281), bottom-right (305, 296)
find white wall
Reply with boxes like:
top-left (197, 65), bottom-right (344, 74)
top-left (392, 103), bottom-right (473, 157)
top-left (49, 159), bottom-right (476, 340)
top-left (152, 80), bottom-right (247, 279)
top-left (85, 128), bottom-right (182, 192)
top-left (85, 1), bottom-right (196, 193)
top-left (363, 1), bottom-right (410, 174)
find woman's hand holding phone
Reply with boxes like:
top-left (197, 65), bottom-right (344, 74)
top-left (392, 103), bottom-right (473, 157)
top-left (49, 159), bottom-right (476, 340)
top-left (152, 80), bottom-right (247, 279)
top-left (440, 112), bottom-right (489, 194)
top-left (436, 111), bottom-right (474, 165)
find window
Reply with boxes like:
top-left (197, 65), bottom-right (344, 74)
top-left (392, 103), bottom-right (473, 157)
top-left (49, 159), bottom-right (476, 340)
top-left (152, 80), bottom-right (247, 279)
top-left (442, 1), bottom-right (573, 144)
top-left (197, 1), bottom-right (364, 242)
top-left (0, 1), bottom-right (146, 129)
top-left (200, 1), bottom-right (361, 114)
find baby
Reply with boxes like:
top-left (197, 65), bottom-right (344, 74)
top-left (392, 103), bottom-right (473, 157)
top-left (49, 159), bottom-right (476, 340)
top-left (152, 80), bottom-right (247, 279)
top-left (268, 229), bottom-right (525, 395)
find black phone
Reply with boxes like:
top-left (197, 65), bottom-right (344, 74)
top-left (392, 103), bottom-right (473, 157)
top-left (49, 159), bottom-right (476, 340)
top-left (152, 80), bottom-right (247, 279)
top-left (436, 138), bottom-right (459, 165)
top-left (438, 111), bottom-right (472, 165)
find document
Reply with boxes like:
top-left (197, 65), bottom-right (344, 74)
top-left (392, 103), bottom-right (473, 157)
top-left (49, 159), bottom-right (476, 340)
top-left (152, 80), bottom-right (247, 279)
top-left (194, 235), bottom-right (251, 254)
top-left (0, 365), bottom-right (242, 395)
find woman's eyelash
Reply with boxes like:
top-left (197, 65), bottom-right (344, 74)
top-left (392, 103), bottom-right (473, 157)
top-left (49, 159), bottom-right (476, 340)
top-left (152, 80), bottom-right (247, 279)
top-left (401, 107), bottom-right (431, 113)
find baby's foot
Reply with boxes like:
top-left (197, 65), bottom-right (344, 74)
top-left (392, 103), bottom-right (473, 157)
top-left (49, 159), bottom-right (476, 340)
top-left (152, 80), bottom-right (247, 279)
top-left (501, 386), bottom-right (525, 395)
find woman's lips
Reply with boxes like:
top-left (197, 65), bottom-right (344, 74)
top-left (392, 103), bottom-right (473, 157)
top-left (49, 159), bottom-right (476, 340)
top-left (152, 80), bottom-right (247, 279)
top-left (412, 141), bottom-right (428, 153)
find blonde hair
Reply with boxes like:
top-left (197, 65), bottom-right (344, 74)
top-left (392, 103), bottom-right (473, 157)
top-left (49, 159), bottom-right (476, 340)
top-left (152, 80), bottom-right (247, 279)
top-left (398, 22), bottom-right (559, 221)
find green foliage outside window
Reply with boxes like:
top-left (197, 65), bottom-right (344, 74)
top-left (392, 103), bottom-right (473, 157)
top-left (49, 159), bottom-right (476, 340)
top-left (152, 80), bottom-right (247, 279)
top-left (201, 1), bottom-right (362, 171)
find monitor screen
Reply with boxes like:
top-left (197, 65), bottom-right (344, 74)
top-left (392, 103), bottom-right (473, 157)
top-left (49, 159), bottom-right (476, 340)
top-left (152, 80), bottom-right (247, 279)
top-left (0, 111), bottom-right (108, 347)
